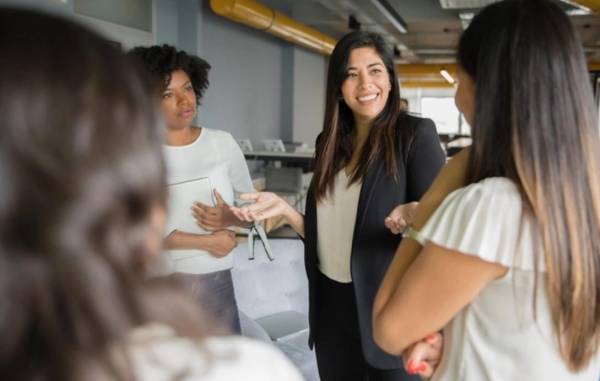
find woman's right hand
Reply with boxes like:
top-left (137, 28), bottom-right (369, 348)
top-left (230, 192), bottom-right (292, 222)
top-left (205, 229), bottom-right (238, 258)
top-left (385, 201), bottom-right (419, 234)
top-left (230, 192), bottom-right (305, 238)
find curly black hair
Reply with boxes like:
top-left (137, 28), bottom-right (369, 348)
top-left (128, 44), bottom-right (210, 104)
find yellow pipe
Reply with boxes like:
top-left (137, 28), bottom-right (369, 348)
top-left (572, 0), bottom-right (600, 13)
top-left (210, 0), bottom-right (336, 55)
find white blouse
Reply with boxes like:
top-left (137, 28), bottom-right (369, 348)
top-left (163, 127), bottom-right (254, 275)
top-left (420, 177), bottom-right (600, 381)
top-left (316, 170), bottom-right (362, 283)
top-left (128, 324), bottom-right (304, 381)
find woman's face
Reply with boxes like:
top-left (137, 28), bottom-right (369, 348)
top-left (160, 69), bottom-right (197, 130)
top-left (455, 67), bottom-right (476, 127)
top-left (341, 47), bottom-right (391, 126)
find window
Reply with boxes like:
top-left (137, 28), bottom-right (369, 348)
top-left (420, 97), bottom-right (470, 136)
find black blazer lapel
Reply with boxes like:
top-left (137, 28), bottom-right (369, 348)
top-left (352, 157), bottom-right (385, 240)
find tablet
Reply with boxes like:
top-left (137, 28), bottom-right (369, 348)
top-left (166, 177), bottom-right (214, 235)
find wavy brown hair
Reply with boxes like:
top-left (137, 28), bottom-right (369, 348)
top-left (460, 0), bottom-right (600, 370)
top-left (0, 8), bottom-right (207, 381)
top-left (313, 31), bottom-right (406, 201)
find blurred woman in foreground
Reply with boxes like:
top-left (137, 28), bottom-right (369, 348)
top-left (0, 7), bottom-right (302, 381)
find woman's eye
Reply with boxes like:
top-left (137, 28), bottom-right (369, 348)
top-left (371, 68), bottom-right (382, 74)
top-left (162, 93), bottom-right (172, 99)
top-left (346, 72), bottom-right (358, 79)
top-left (185, 85), bottom-right (194, 92)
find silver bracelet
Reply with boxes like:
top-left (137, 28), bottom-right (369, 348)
top-left (402, 226), bottom-right (425, 245)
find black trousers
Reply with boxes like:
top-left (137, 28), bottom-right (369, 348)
top-left (170, 269), bottom-right (241, 334)
top-left (314, 271), bottom-right (421, 381)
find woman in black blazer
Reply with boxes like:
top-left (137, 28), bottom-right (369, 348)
top-left (233, 31), bottom-right (445, 381)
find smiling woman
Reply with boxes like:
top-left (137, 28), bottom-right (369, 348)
top-left (230, 31), bottom-right (446, 381)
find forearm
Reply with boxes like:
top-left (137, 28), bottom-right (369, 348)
top-left (164, 230), bottom-right (213, 251)
top-left (283, 207), bottom-right (305, 238)
top-left (374, 149), bottom-right (469, 317)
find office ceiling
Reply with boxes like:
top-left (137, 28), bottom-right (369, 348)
top-left (262, 0), bottom-right (600, 63)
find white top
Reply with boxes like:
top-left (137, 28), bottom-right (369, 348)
top-left (128, 324), bottom-right (304, 381)
top-left (420, 177), bottom-right (600, 381)
top-left (163, 127), bottom-right (254, 274)
top-left (316, 170), bottom-right (362, 283)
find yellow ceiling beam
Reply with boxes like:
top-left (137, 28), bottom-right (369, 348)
top-left (572, 0), bottom-right (600, 14)
top-left (398, 63), bottom-right (600, 87)
top-left (400, 80), bottom-right (455, 89)
top-left (210, 0), bottom-right (336, 55)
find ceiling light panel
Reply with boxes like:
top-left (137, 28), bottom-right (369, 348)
top-left (439, 0), bottom-right (500, 9)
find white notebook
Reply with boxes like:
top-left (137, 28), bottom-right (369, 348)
top-left (166, 177), bottom-right (214, 235)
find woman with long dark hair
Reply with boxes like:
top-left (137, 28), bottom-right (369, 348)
top-left (232, 31), bottom-right (445, 380)
top-left (0, 7), bottom-right (302, 380)
top-left (374, 1), bottom-right (600, 379)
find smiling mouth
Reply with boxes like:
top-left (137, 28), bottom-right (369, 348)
top-left (357, 93), bottom-right (379, 103)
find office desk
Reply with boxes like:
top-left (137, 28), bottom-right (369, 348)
top-left (244, 150), bottom-right (315, 171)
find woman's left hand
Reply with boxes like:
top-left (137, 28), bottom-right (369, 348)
top-left (403, 332), bottom-right (443, 379)
top-left (385, 201), bottom-right (419, 234)
top-left (192, 189), bottom-right (238, 230)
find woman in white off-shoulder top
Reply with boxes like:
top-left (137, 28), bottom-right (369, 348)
top-left (373, 1), bottom-right (600, 380)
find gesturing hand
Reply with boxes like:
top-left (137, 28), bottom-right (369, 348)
top-left (403, 332), bottom-right (443, 379)
top-left (192, 189), bottom-right (237, 230)
top-left (230, 192), bottom-right (291, 222)
top-left (384, 201), bottom-right (419, 234)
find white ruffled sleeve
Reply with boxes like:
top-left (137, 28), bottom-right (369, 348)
top-left (419, 177), bottom-right (541, 270)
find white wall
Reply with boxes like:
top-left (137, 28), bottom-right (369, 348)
top-left (199, 1), bottom-right (285, 145)
top-left (292, 47), bottom-right (327, 145)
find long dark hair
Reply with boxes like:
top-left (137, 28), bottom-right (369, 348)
top-left (313, 31), bottom-right (402, 201)
top-left (459, 0), bottom-right (600, 370)
top-left (0, 8), bottom-right (206, 380)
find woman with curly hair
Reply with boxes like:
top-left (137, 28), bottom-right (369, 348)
top-left (129, 45), bottom-right (255, 334)
top-left (0, 6), bottom-right (303, 381)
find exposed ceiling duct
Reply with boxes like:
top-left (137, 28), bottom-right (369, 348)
top-left (210, 0), bottom-right (336, 55)
top-left (314, 0), bottom-right (418, 61)
top-left (370, 0), bottom-right (408, 33)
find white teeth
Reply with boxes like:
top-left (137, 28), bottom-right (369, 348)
top-left (358, 94), bottom-right (378, 102)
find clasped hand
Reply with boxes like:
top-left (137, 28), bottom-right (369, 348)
top-left (403, 332), bottom-right (443, 379)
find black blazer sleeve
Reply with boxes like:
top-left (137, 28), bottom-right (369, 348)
top-left (405, 118), bottom-right (446, 201)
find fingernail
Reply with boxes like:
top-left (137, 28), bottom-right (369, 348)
top-left (417, 363), bottom-right (427, 373)
top-left (406, 360), bottom-right (417, 374)
top-left (425, 334), bottom-right (437, 343)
